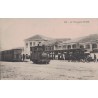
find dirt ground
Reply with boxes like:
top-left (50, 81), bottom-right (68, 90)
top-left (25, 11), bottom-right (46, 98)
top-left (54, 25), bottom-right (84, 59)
top-left (0, 60), bottom-right (98, 80)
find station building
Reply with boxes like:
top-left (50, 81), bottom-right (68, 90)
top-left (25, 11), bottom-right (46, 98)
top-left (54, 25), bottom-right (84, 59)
top-left (44, 34), bottom-right (98, 59)
top-left (24, 34), bottom-right (98, 59)
top-left (62, 34), bottom-right (98, 52)
top-left (24, 35), bottom-right (52, 55)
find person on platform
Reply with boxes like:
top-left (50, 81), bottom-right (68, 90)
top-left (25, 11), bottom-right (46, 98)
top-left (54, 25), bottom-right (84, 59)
top-left (23, 54), bottom-right (25, 62)
top-left (94, 54), bottom-right (97, 62)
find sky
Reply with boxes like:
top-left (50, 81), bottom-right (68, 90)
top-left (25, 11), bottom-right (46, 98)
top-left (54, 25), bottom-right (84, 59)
top-left (0, 18), bottom-right (98, 50)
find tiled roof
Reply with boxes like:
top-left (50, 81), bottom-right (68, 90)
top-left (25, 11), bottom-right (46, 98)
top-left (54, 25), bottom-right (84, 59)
top-left (43, 40), bottom-right (57, 46)
top-left (25, 34), bottom-right (52, 41)
top-left (43, 39), bottom-right (70, 46)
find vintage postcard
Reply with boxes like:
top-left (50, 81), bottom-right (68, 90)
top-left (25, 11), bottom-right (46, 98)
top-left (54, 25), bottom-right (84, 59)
top-left (0, 18), bottom-right (98, 80)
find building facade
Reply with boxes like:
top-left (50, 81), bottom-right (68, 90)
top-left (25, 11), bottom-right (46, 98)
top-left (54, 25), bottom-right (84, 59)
top-left (24, 34), bottom-right (98, 60)
top-left (24, 35), bottom-right (51, 55)
top-left (62, 40), bottom-right (98, 52)
top-left (44, 35), bottom-right (98, 60)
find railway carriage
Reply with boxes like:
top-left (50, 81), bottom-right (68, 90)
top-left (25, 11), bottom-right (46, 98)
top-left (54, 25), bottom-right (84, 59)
top-left (0, 48), bottom-right (23, 62)
top-left (64, 49), bottom-right (86, 61)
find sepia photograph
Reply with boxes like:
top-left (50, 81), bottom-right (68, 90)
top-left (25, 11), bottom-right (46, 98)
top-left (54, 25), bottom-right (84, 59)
top-left (0, 18), bottom-right (98, 80)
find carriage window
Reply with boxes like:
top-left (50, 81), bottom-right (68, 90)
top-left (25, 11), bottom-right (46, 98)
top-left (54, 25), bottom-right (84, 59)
top-left (14, 55), bottom-right (17, 59)
top-left (86, 44), bottom-right (90, 49)
top-left (30, 42), bottom-right (32, 47)
top-left (26, 43), bottom-right (28, 48)
top-left (92, 44), bottom-right (97, 49)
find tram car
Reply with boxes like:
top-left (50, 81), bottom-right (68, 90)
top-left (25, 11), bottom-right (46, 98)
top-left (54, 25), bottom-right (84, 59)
top-left (64, 49), bottom-right (92, 62)
top-left (30, 45), bottom-right (50, 64)
top-left (0, 48), bottom-right (23, 62)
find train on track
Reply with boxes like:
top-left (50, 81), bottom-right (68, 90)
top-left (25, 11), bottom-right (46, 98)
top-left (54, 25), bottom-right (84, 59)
top-left (30, 45), bottom-right (50, 64)
top-left (44, 48), bottom-right (95, 62)
top-left (0, 48), bottom-right (23, 62)
top-left (0, 45), bottom-right (97, 63)
top-left (62, 49), bottom-right (94, 62)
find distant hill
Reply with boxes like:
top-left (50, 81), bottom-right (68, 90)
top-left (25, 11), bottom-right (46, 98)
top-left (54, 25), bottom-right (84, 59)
top-left (65, 34), bottom-right (98, 43)
top-left (79, 34), bottom-right (98, 42)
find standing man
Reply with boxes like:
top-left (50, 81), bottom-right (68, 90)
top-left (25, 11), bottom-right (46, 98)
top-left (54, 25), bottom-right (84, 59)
top-left (23, 54), bottom-right (25, 62)
top-left (94, 54), bottom-right (97, 62)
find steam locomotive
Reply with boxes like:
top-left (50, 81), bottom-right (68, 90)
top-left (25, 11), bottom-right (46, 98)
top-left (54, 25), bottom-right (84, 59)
top-left (30, 45), bottom-right (50, 64)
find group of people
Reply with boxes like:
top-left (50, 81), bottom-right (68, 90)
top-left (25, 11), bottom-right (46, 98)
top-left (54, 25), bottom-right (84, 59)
top-left (53, 53), bottom-right (98, 62)
top-left (20, 54), bottom-right (25, 62)
top-left (21, 54), bottom-right (30, 62)
top-left (21, 53), bottom-right (98, 62)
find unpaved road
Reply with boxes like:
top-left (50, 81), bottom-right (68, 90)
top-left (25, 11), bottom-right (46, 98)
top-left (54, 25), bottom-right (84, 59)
top-left (0, 60), bottom-right (98, 80)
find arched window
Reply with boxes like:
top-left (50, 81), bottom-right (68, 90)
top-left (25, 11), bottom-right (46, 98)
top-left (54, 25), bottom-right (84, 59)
top-left (86, 44), bottom-right (90, 49)
top-left (80, 45), bottom-right (84, 49)
top-left (92, 44), bottom-right (97, 49)
top-left (67, 45), bottom-right (71, 49)
top-left (26, 43), bottom-right (28, 48)
top-left (72, 44), bottom-right (76, 49)
top-left (30, 42), bottom-right (32, 47)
